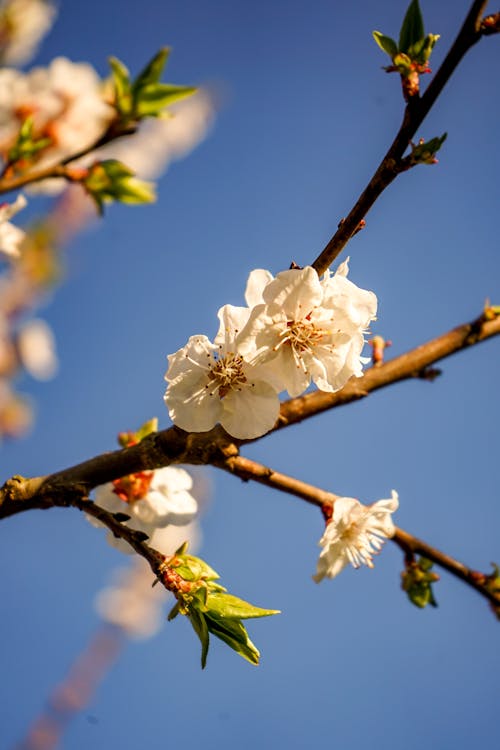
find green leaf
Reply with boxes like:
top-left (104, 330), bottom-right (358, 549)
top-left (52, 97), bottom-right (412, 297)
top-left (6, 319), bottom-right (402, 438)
top-left (205, 614), bottom-right (260, 666)
top-left (399, 0), bottom-right (425, 54)
top-left (188, 608), bottom-right (210, 669)
top-left (7, 116), bottom-right (52, 163)
top-left (410, 132), bottom-right (447, 164)
top-left (170, 553), bottom-right (220, 582)
top-left (83, 160), bottom-right (156, 211)
top-left (132, 47), bottom-right (170, 93)
top-left (372, 31), bottom-right (398, 58)
top-left (109, 56), bottom-right (133, 117)
top-left (204, 591), bottom-right (281, 621)
top-left (401, 557), bottom-right (439, 609)
top-left (167, 601), bottom-right (181, 621)
top-left (134, 83), bottom-right (197, 118)
top-left (135, 417), bottom-right (158, 442)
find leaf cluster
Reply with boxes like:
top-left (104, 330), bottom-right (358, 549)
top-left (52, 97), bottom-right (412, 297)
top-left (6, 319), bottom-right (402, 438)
top-left (109, 48), bottom-right (196, 125)
top-left (165, 543), bottom-right (280, 668)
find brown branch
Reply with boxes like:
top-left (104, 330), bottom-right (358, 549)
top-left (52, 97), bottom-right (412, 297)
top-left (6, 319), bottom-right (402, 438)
top-left (277, 310), bottom-right (500, 429)
top-left (212, 454), bottom-right (500, 611)
top-left (392, 527), bottom-right (500, 609)
top-left (311, 0), bottom-right (490, 275)
top-left (1, 310), bottom-right (499, 519)
top-left (218, 454), bottom-right (337, 510)
top-left (0, 122), bottom-right (137, 195)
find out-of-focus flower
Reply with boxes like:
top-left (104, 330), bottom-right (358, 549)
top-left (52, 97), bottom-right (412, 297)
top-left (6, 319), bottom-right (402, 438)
top-left (313, 491), bottom-right (399, 582)
top-left (0, 58), bottom-right (113, 184)
top-left (238, 260), bottom-right (377, 397)
top-left (89, 465), bottom-right (199, 554)
top-left (0, 0), bottom-right (56, 66)
top-left (164, 304), bottom-right (281, 439)
top-left (0, 193), bottom-right (26, 258)
top-left (16, 316), bottom-right (57, 379)
top-left (98, 90), bottom-right (214, 180)
top-left (0, 378), bottom-right (32, 438)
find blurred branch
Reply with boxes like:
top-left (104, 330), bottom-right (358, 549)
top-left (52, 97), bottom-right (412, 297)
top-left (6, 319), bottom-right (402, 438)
top-left (1, 309), bottom-right (499, 518)
top-left (0, 121), bottom-right (137, 195)
top-left (312, 0), bottom-right (491, 275)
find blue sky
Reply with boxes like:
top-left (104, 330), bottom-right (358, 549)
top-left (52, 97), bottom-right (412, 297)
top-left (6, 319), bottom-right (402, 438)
top-left (1, 1), bottom-right (499, 748)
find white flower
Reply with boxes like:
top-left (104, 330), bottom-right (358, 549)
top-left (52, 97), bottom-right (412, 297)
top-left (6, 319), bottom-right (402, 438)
top-left (0, 194), bottom-right (27, 258)
top-left (0, 59), bottom-right (113, 192)
top-left (16, 317), bottom-right (58, 379)
top-left (164, 304), bottom-right (280, 439)
top-left (0, 0), bottom-right (56, 66)
top-left (238, 262), bottom-right (377, 397)
top-left (313, 491), bottom-right (399, 582)
top-left (89, 466), bottom-right (198, 555)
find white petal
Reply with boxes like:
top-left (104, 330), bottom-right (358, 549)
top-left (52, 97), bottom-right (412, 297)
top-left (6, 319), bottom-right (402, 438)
top-left (220, 380), bottom-right (280, 439)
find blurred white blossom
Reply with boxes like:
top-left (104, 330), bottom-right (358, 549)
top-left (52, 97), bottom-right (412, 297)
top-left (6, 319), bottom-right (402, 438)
top-left (89, 466), bottom-right (199, 555)
top-left (0, 193), bottom-right (26, 258)
top-left (0, 0), bottom-right (56, 66)
top-left (0, 58), bottom-right (113, 187)
top-left (313, 491), bottom-right (399, 582)
top-left (16, 317), bottom-right (57, 379)
top-left (99, 90), bottom-right (214, 180)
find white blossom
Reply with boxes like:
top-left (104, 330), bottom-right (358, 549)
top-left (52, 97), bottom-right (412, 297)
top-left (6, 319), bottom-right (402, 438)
top-left (16, 317), bottom-right (58, 379)
top-left (164, 304), bottom-right (280, 439)
top-left (238, 261), bottom-right (377, 397)
top-left (0, 0), bottom-right (56, 66)
top-left (0, 194), bottom-right (26, 258)
top-left (89, 466), bottom-right (198, 555)
top-left (313, 491), bottom-right (399, 582)
top-left (0, 58), bottom-right (113, 192)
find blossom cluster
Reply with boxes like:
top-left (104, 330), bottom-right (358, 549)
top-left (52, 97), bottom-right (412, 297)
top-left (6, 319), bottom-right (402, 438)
top-left (0, 57), bottom-right (113, 187)
top-left (164, 260), bottom-right (377, 439)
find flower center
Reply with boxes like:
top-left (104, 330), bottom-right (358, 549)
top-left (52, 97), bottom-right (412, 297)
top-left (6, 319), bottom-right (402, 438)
top-left (207, 351), bottom-right (248, 398)
top-left (281, 319), bottom-right (327, 353)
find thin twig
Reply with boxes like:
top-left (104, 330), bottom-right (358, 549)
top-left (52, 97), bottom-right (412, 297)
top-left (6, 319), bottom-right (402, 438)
top-left (312, 0), bottom-right (490, 275)
top-left (393, 527), bottom-right (500, 609)
top-left (214, 454), bottom-right (500, 611)
top-left (0, 122), bottom-right (137, 195)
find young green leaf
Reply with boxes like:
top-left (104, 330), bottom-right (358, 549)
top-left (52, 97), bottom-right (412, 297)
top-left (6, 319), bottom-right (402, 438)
top-left (134, 83), bottom-right (197, 118)
top-left (132, 47), bottom-right (170, 94)
top-left (399, 0), bottom-right (425, 53)
top-left (372, 31), bottom-right (398, 58)
top-left (188, 608), bottom-right (210, 669)
top-left (205, 614), bottom-right (260, 666)
top-left (204, 591), bottom-right (281, 621)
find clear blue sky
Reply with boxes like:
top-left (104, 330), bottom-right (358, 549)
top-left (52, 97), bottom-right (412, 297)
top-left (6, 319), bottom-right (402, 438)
top-left (1, 1), bottom-right (499, 748)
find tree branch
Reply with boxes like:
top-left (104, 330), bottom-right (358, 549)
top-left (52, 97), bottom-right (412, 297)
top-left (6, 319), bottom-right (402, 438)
top-left (0, 121), bottom-right (137, 195)
top-left (277, 310), bottom-right (500, 429)
top-left (311, 0), bottom-right (491, 275)
top-left (213, 454), bottom-right (500, 612)
top-left (1, 310), bottom-right (499, 518)
top-left (393, 527), bottom-right (500, 610)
